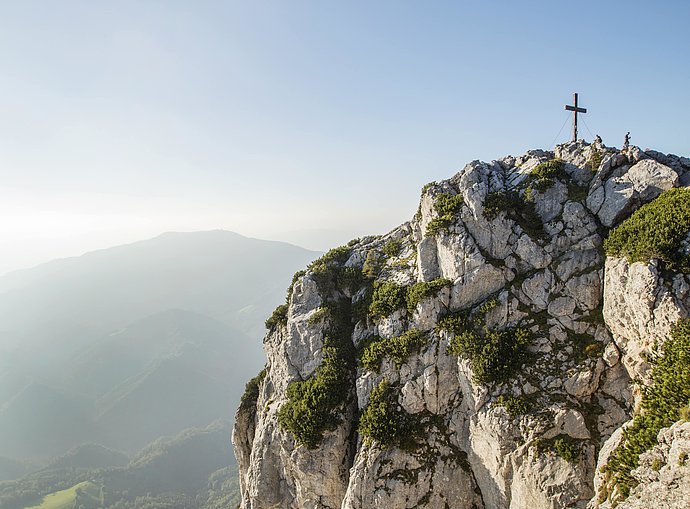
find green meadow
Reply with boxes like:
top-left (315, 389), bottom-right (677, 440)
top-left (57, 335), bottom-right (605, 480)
top-left (25, 481), bottom-right (100, 509)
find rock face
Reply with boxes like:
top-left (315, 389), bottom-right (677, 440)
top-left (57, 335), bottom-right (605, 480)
top-left (233, 141), bottom-right (690, 509)
top-left (613, 422), bottom-right (690, 509)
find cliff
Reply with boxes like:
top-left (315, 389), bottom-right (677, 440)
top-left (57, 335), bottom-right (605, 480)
top-left (233, 140), bottom-right (690, 509)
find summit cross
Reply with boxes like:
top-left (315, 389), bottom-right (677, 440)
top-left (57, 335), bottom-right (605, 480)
top-left (564, 93), bottom-right (587, 142)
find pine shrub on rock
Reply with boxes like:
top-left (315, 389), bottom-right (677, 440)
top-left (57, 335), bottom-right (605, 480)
top-left (426, 193), bottom-right (463, 236)
top-left (605, 318), bottom-right (690, 497)
top-left (359, 329), bottom-right (427, 372)
top-left (604, 188), bottom-right (690, 270)
top-left (358, 380), bottom-right (415, 449)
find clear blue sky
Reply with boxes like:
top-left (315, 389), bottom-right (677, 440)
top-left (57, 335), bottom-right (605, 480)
top-left (1, 0), bottom-right (688, 274)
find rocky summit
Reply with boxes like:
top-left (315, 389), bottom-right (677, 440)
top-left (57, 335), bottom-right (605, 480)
top-left (232, 141), bottom-right (690, 509)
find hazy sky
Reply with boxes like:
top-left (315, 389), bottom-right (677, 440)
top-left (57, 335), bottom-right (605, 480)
top-left (1, 0), bottom-right (689, 275)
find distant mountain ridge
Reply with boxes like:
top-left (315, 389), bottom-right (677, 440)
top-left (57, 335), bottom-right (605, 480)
top-left (0, 230), bottom-right (319, 464)
top-left (0, 230), bottom-right (320, 355)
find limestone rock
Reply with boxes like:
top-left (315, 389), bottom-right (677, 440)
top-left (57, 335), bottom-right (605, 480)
top-left (603, 257), bottom-right (690, 386)
top-left (587, 158), bottom-right (678, 227)
top-left (614, 422), bottom-right (690, 509)
top-left (233, 141), bottom-right (690, 509)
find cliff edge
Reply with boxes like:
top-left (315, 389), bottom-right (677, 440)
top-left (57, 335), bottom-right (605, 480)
top-left (233, 141), bottom-right (690, 509)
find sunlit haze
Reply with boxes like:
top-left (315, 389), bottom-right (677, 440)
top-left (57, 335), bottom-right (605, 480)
top-left (2, 0), bottom-right (689, 275)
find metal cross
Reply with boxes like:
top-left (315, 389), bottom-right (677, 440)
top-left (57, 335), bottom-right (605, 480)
top-left (564, 93), bottom-right (587, 142)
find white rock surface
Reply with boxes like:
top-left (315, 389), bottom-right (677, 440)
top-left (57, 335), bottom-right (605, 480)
top-left (233, 141), bottom-right (689, 509)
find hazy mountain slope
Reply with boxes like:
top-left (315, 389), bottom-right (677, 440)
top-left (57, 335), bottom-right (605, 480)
top-left (43, 444), bottom-right (129, 471)
top-left (64, 309), bottom-right (251, 400)
top-left (0, 230), bottom-right (319, 361)
top-left (0, 231), bottom-right (319, 463)
top-left (94, 352), bottom-right (237, 451)
top-left (0, 457), bottom-right (36, 483)
top-left (0, 421), bottom-right (238, 509)
top-left (0, 309), bottom-right (260, 458)
top-left (0, 384), bottom-right (94, 460)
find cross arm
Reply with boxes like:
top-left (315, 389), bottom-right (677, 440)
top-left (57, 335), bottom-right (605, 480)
top-left (565, 105), bottom-right (587, 113)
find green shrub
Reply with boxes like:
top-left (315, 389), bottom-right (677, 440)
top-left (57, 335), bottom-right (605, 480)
top-left (525, 160), bottom-right (566, 192)
top-left (266, 269), bottom-right (308, 330)
top-left (435, 299), bottom-right (496, 336)
top-left (570, 333), bottom-right (603, 362)
top-left (307, 246), bottom-right (357, 297)
top-left (307, 307), bottom-right (330, 325)
top-left (450, 327), bottom-right (531, 384)
top-left (369, 281), bottom-right (407, 319)
top-left (308, 246), bottom-right (351, 272)
top-left (553, 435), bottom-right (581, 463)
top-left (405, 278), bottom-right (453, 314)
top-left (277, 246), bottom-right (361, 449)
top-left (436, 312), bottom-right (471, 336)
top-left (277, 345), bottom-right (351, 449)
top-left (358, 379), bottom-right (415, 448)
top-left (477, 298), bottom-right (498, 315)
top-left (588, 147), bottom-right (603, 171)
top-left (439, 301), bottom-right (530, 385)
top-left (239, 368), bottom-right (267, 413)
top-left (426, 193), bottom-right (463, 236)
top-left (568, 182), bottom-right (589, 202)
top-left (680, 405), bottom-right (690, 421)
top-left (483, 190), bottom-right (545, 239)
top-left (494, 394), bottom-right (531, 417)
top-left (382, 239), bottom-right (402, 257)
top-left (265, 303), bottom-right (289, 330)
top-left (604, 188), bottom-right (690, 271)
top-left (605, 318), bottom-right (690, 496)
top-left (534, 434), bottom-right (583, 464)
top-left (483, 191), bottom-right (517, 221)
top-left (360, 329), bottom-right (427, 372)
top-left (421, 181), bottom-right (437, 195)
top-left (362, 250), bottom-right (382, 279)
top-left (337, 266), bottom-right (363, 293)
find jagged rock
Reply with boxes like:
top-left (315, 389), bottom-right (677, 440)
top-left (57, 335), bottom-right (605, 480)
top-left (587, 156), bottom-right (678, 227)
top-left (613, 422), bottom-right (690, 509)
top-left (509, 444), bottom-right (596, 509)
top-left (533, 181), bottom-right (568, 222)
top-left (342, 441), bottom-right (484, 509)
top-left (603, 258), bottom-right (690, 386)
top-left (589, 425), bottom-right (628, 509)
top-left (233, 141), bottom-right (690, 509)
top-left (591, 421), bottom-right (690, 509)
top-left (563, 360), bottom-right (605, 398)
top-left (603, 342), bottom-right (620, 367)
top-left (549, 409), bottom-right (590, 440)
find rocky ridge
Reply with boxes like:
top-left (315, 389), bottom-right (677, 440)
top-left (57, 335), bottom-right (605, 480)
top-left (233, 140), bottom-right (690, 509)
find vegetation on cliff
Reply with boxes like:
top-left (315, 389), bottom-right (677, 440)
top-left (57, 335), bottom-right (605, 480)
top-left (277, 248), bottom-right (358, 448)
top-left (605, 318), bottom-right (690, 497)
top-left (239, 368), bottom-right (267, 414)
top-left (604, 187), bottom-right (690, 270)
top-left (358, 380), bottom-right (416, 449)
top-left (437, 299), bottom-right (531, 385)
top-left (426, 192), bottom-right (463, 236)
top-left (359, 329), bottom-right (427, 372)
